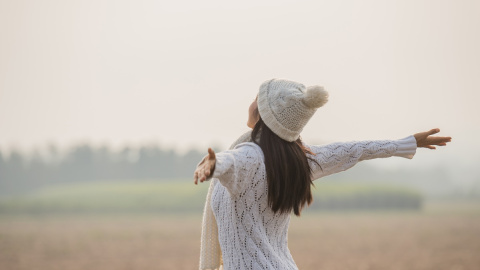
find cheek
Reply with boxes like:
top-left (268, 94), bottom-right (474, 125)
top-left (248, 102), bottom-right (255, 115)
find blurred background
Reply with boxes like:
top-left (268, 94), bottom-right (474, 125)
top-left (1, 0), bottom-right (479, 269)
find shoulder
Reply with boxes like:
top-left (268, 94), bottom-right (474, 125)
top-left (231, 142), bottom-right (264, 162)
top-left (233, 142), bottom-right (262, 152)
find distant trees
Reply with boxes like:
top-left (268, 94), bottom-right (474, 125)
top-left (1, 143), bottom-right (478, 201)
top-left (0, 144), bottom-right (205, 196)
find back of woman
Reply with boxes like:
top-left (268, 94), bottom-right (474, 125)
top-left (211, 141), bottom-right (297, 269)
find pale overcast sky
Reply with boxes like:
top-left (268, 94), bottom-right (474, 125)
top-left (1, 0), bottom-right (479, 179)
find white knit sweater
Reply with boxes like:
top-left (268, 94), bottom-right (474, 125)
top-left (201, 134), bottom-right (417, 270)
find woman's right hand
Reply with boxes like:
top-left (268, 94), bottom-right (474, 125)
top-left (194, 148), bottom-right (216, 185)
top-left (414, 128), bottom-right (452, 149)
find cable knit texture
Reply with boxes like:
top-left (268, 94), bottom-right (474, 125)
top-left (257, 79), bottom-right (328, 142)
top-left (199, 132), bottom-right (417, 270)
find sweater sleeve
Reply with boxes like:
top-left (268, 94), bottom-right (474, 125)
top-left (306, 135), bottom-right (417, 180)
top-left (210, 142), bottom-right (262, 197)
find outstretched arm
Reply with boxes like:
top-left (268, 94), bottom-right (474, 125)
top-left (306, 128), bottom-right (451, 180)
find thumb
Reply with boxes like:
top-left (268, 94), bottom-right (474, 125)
top-left (428, 128), bottom-right (440, 136)
top-left (207, 148), bottom-right (216, 159)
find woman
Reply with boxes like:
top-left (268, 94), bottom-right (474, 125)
top-left (193, 78), bottom-right (451, 270)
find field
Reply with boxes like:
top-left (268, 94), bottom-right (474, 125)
top-left (0, 180), bottom-right (423, 213)
top-left (1, 201), bottom-right (480, 270)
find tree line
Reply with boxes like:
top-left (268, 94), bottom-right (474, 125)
top-left (1, 142), bottom-right (477, 200)
top-left (0, 143), bottom-right (207, 196)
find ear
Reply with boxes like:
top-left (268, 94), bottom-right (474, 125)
top-left (303, 85), bottom-right (329, 108)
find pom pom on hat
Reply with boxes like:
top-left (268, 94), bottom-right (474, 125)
top-left (303, 85), bottom-right (329, 108)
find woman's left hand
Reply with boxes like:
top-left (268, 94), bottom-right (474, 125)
top-left (414, 128), bottom-right (452, 149)
top-left (194, 148), bottom-right (216, 185)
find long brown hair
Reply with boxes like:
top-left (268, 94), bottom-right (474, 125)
top-left (251, 117), bottom-right (319, 216)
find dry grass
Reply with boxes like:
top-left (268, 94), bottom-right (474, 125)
top-left (1, 201), bottom-right (479, 270)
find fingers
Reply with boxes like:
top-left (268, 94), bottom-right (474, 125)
top-left (428, 128), bottom-right (440, 136)
top-left (194, 166), bottom-right (206, 185)
top-left (438, 136), bottom-right (452, 144)
top-left (194, 169), bottom-right (205, 184)
top-left (194, 171), bottom-right (198, 185)
top-left (427, 136), bottom-right (452, 146)
top-left (425, 138), bottom-right (451, 149)
top-left (200, 168), bottom-right (210, 183)
top-left (193, 166), bottom-right (212, 185)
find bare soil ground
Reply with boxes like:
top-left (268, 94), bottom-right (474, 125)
top-left (1, 201), bottom-right (479, 270)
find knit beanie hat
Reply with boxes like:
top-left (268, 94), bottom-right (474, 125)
top-left (257, 78), bottom-right (329, 142)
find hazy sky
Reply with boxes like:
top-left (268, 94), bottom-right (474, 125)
top-left (1, 0), bottom-right (479, 179)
